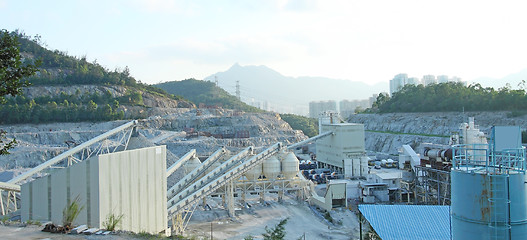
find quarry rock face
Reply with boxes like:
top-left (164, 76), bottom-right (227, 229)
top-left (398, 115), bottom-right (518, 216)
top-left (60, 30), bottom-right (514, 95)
top-left (349, 112), bottom-right (527, 155)
top-left (0, 110), bottom-right (306, 170)
top-left (20, 85), bottom-right (194, 108)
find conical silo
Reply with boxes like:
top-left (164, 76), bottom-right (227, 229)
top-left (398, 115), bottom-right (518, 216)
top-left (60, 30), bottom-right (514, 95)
top-left (263, 156), bottom-right (280, 180)
top-left (281, 152), bottom-right (299, 179)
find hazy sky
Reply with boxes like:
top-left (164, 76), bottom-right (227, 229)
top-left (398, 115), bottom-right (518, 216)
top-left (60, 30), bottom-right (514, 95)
top-left (2, 0), bottom-right (527, 85)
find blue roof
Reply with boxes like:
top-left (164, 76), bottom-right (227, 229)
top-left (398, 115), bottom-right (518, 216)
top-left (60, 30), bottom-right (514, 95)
top-left (359, 205), bottom-right (451, 240)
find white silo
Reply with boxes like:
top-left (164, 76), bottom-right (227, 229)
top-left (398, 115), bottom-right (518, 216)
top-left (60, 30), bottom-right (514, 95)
top-left (281, 152), bottom-right (299, 179)
top-left (245, 163), bottom-right (262, 180)
top-left (263, 156), bottom-right (281, 180)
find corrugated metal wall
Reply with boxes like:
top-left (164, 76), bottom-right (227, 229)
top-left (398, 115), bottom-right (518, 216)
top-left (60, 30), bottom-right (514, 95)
top-left (21, 146), bottom-right (167, 234)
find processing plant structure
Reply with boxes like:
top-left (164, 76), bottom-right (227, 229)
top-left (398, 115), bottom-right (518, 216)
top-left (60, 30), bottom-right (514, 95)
top-left (0, 117), bottom-right (347, 235)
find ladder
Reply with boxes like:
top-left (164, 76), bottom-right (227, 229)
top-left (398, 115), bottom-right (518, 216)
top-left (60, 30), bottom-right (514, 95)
top-left (488, 174), bottom-right (511, 240)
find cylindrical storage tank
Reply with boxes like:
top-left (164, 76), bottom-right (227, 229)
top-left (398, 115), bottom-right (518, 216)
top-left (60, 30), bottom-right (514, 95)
top-left (263, 156), bottom-right (280, 180)
top-left (281, 152), bottom-right (299, 179)
top-left (244, 163), bottom-right (262, 180)
top-left (451, 170), bottom-right (527, 240)
top-left (184, 156), bottom-right (201, 174)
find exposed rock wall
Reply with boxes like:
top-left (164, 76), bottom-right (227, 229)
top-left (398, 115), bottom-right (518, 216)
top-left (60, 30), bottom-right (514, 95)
top-left (0, 110), bottom-right (306, 169)
top-left (349, 112), bottom-right (527, 155)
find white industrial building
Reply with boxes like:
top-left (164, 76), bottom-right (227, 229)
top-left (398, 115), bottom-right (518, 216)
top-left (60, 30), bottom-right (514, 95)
top-left (21, 146), bottom-right (168, 234)
top-left (316, 114), bottom-right (369, 178)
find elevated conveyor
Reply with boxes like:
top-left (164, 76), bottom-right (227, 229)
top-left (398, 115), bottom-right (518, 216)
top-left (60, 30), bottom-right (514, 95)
top-left (1, 120), bottom-right (138, 215)
top-left (287, 131), bottom-right (333, 150)
top-left (167, 147), bottom-right (227, 199)
top-left (167, 147), bottom-right (254, 210)
top-left (167, 143), bottom-right (283, 234)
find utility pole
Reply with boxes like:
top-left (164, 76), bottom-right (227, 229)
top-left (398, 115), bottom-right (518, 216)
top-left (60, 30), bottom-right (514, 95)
top-left (214, 76), bottom-right (219, 98)
top-left (236, 80), bottom-right (240, 100)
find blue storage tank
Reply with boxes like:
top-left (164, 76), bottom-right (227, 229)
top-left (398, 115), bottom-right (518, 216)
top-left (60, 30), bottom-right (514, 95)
top-left (451, 143), bottom-right (527, 240)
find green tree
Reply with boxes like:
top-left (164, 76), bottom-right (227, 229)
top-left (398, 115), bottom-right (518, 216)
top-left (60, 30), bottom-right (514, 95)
top-left (129, 91), bottom-right (143, 105)
top-left (0, 29), bottom-right (39, 103)
top-left (0, 29), bottom-right (39, 155)
top-left (280, 114), bottom-right (318, 137)
top-left (262, 218), bottom-right (288, 240)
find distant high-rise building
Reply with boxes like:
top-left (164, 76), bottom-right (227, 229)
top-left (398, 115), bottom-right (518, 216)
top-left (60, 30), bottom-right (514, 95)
top-left (437, 75), bottom-right (449, 83)
top-left (339, 99), bottom-right (371, 118)
top-left (263, 101), bottom-right (269, 111)
top-left (449, 76), bottom-right (467, 87)
top-left (391, 73), bottom-right (464, 94)
top-left (369, 93), bottom-right (381, 107)
top-left (422, 75), bottom-right (436, 86)
top-left (309, 100), bottom-right (337, 118)
top-left (390, 73), bottom-right (408, 95)
top-left (390, 74), bottom-right (422, 95)
top-left (407, 77), bottom-right (420, 85)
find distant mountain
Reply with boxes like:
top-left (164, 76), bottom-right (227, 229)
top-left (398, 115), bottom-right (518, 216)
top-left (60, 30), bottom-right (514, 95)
top-left (204, 63), bottom-right (387, 115)
top-left (470, 69), bottom-right (527, 89)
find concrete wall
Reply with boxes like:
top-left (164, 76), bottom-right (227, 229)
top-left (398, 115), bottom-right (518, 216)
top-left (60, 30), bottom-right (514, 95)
top-left (309, 182), bottom-right (347, 211)
top-left (22, 146), bottom-right (167, 234)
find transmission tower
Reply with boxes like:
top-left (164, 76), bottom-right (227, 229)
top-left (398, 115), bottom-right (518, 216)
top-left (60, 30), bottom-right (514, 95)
top-left (236, 80), bottom-right (240, 100)
top-left (214, 76), bottom-right (218, 86)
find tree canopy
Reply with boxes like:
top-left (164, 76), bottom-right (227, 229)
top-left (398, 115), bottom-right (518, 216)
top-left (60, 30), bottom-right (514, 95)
top-left (0, 29), bottom-right (40, 155)
top-left (0, 30), bottom-right (39, 103)
top-left (373, 82), bottom-right (527, 113)
top-left (279, 114), bottom-right (318, 137)
top-left (155, 79), bottom-right (264, 112)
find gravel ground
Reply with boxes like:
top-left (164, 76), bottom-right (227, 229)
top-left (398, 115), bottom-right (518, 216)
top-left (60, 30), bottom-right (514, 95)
top-left (184, 195), bottom-right (359, 240)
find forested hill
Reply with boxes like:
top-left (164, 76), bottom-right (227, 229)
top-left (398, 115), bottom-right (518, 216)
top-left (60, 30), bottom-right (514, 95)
top-left (155, 79), bottom-right (263, 113)
top-left (0, 31), bottom-right (194, 124)
top-left (373, 82), bottom-right (527, 113)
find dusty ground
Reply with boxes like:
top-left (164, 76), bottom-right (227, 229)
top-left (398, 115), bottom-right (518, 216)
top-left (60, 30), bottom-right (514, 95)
top-left (0, 224), bottom-right (164, 240)
top-left (184, 196), bottom-right (359, 240)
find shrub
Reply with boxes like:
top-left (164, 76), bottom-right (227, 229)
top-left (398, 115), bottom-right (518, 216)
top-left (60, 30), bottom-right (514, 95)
top-left (62, 196), bottom-right (85, 227)
top-left (103, 213), bottom-right (124, 231)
